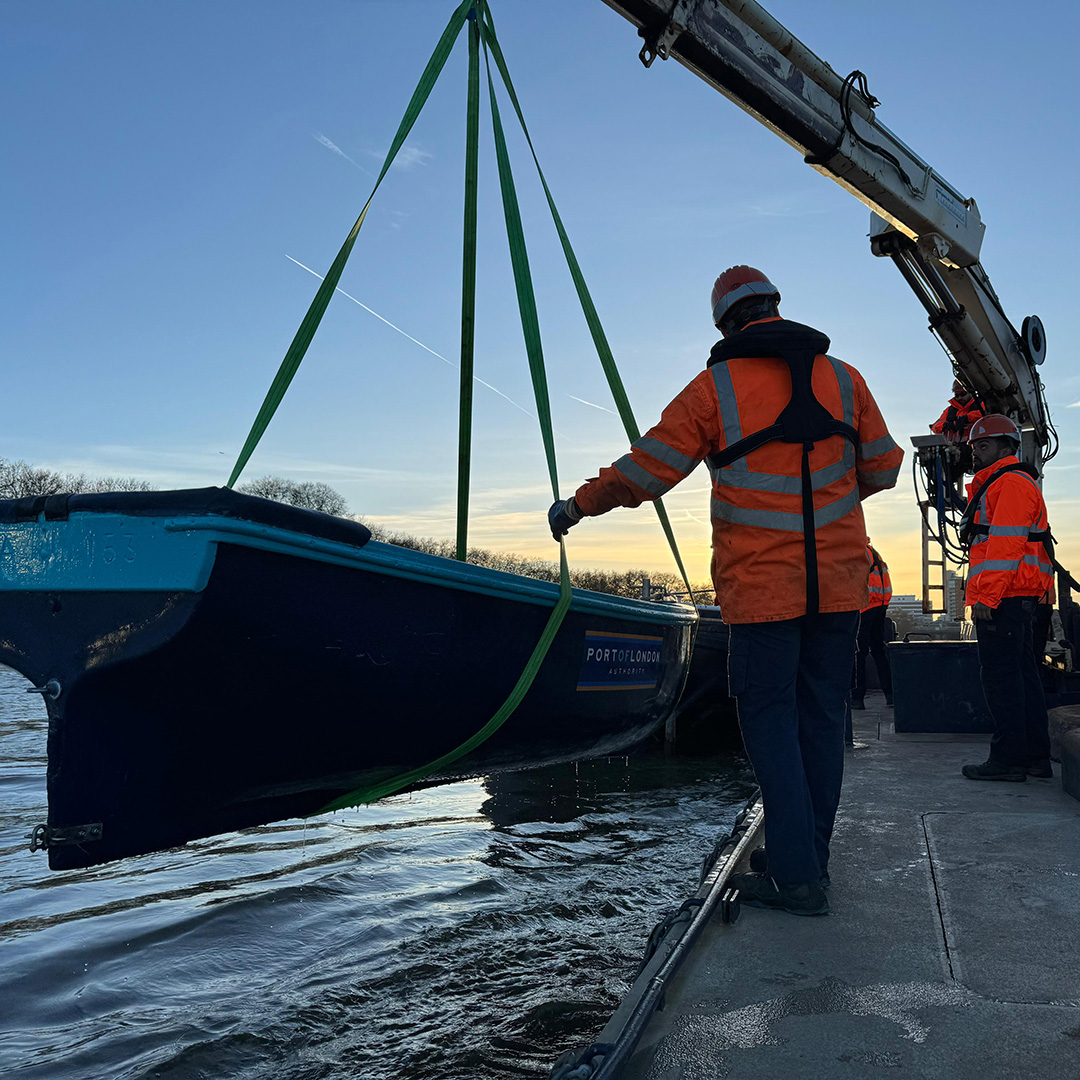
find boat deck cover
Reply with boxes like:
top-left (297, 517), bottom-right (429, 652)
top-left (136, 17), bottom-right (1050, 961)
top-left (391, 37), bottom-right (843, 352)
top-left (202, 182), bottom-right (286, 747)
top-left (619, 698), bottom-right (1080, 1079)
top-left (0, 486), bottom-right (373, 549)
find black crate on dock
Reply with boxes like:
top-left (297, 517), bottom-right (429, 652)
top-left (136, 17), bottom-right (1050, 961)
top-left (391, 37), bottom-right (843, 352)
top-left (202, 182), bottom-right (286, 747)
top-left (888, 640), bottom-right (993, 733)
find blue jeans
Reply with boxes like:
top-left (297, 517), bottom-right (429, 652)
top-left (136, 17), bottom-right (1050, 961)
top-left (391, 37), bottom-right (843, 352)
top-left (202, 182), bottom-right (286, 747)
top-left (728, 611), bottom-right (860, 885)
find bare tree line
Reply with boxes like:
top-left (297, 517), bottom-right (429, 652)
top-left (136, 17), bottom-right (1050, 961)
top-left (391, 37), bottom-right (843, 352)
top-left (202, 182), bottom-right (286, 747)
top-left (236, 475), bottom-right (349, 517)
top-left (0, 460), bottom-right (343, 515)
top-left (365, 524), bottom-right (711, 602)
top-left (0, 458), bottom-right (152, 499)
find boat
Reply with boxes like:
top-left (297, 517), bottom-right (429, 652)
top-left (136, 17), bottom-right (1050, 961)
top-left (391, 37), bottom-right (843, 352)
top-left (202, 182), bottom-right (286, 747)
top-left (0, 4), bottom-right (712, 874)
top-left (667, 606), bottom-right (741, 751)
top-left (0, 486), bottom-right (695, 871)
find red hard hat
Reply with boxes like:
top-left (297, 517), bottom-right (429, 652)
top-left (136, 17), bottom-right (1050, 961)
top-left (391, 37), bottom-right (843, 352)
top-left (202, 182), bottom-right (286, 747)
top-left (711, 265), bottom-right (779, 327)
top-left (967, 413), bottom-right (1020, 444)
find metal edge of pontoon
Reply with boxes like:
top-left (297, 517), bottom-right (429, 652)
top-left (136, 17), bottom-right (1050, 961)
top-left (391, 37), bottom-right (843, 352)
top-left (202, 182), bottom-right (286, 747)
top-left (550, 792), bottom-right (765, 1079)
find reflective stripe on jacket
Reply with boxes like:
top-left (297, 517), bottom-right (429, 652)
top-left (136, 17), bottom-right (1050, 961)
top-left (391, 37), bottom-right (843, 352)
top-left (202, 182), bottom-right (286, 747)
top-left (964, 456), bottom-right (1053, 609)
top-left (572, 318), bottom-right (905, 624)
top-left (863, 545), bottom-right (892, 611)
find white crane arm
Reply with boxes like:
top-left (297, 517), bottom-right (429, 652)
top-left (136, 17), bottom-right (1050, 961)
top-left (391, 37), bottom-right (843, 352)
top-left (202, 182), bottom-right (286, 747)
top-left (598, 0), bottom-right (1052, 460)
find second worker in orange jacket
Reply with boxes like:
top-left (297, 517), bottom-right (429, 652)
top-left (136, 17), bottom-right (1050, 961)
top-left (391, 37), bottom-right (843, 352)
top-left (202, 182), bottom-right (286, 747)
top-left (548, 265), bottom-right (904, 915)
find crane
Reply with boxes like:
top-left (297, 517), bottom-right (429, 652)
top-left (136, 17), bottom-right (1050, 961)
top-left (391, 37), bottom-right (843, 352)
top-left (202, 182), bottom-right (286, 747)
top-left (597, 0), bottom-right (1064, 620)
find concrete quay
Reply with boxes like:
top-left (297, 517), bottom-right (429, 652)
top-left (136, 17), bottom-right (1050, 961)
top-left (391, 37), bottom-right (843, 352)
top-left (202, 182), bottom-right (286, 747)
top-left (613, 694), bottom-right (1080, 1079)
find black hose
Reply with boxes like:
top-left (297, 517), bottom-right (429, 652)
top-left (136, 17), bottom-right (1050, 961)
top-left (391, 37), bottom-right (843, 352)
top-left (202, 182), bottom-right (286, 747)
top-left (839, 72), bottom-right (921, 198)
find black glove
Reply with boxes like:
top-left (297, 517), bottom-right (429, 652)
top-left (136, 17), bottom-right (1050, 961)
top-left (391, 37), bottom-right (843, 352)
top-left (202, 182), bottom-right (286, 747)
top-left (548, 497), bottom-right (583, 542)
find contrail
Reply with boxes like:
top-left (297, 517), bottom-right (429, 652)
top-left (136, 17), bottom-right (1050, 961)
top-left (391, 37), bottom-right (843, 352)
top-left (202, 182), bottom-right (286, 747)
top-left (285, 255), bottom-right (566, 434)
top-left (312, 132), bottom-right (375, 178)
top-left (568, 394), bottom-right (617, 416)
top-left (287, 256), bottom-right (452, 366)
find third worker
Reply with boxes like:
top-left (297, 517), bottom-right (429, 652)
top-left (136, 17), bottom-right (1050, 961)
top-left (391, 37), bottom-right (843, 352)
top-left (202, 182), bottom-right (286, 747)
top-left (851, 539), bottom-right (894, 710)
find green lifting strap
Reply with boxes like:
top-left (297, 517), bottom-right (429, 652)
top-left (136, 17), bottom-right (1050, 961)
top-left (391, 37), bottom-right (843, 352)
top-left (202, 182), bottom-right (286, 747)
top-left (456, 12), bottom-right (481, 563)
top-left (319, 4), bottom-right (574, 813)
top-left (481, 31), bottom-right (561, 496)
top-left (226, 0), bottom-right (475, 489)
top-left (478, 2), bottom-right (695, 599)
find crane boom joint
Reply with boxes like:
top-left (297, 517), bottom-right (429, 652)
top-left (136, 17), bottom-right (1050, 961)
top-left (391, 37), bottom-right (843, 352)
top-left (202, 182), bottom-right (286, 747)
top-left (637, 0), bottom-right (697, 68)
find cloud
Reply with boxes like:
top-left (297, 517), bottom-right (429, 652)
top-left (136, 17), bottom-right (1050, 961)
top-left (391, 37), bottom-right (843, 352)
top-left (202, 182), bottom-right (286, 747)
top-left (38, 444), bottom-right (430, 491)
top-left (1068, 400), bottom-right (1080, 408)
top-left (368, 144), bottom-right (432, 171)
top-left (394, 145), bottom-right (433, 170)
top-left (312, 132), bottom-right (375, 177)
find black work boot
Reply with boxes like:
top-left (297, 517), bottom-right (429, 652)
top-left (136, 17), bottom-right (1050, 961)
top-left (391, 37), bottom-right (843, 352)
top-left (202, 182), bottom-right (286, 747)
top-left (1027, 759), bottom-right (1053, 778)
top-left (749, 847), bottom-right (830, 889)
top-left (728, 872), bottom-right (829, 916)
top-left (850, 697), bottom-right (865, 710)
top-left (962, 759), bottom-right (1027, 782)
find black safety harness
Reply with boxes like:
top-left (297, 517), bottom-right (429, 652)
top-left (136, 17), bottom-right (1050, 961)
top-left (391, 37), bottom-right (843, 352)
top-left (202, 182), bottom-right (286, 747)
top-left (869, 548), bottom-right (886, 583)
top-left (705, 320), bottom-right (860, 614)
top-left (959, 460), bottom-right (1080, 591)
top-left (959, 461), bottom-right (1043, 549)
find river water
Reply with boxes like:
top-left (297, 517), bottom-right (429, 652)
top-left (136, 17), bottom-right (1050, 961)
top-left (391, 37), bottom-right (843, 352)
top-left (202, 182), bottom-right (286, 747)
top-left (0, 664), bottom-right (753, 1079)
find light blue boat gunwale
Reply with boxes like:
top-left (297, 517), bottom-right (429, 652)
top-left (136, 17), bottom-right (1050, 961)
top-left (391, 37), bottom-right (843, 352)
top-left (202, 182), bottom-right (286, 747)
top-left (0, 512), bottom-right (698, 628)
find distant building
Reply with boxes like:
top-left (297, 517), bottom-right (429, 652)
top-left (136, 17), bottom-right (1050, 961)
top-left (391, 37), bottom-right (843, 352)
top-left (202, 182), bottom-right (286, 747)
top-left (889, 578), bottom-right (965, 621)
top-left (944, 570), bottom-right (966, 621)
top-left (889, 594), bottom-right (922, 617)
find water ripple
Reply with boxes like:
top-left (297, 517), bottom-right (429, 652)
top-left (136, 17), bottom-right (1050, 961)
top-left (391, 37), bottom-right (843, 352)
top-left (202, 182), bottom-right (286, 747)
top-left (0, 664), bottom-right (754, 1078)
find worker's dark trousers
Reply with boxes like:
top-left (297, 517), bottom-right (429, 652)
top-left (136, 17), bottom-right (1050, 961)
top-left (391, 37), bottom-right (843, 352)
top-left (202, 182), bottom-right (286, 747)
top-left (975, 596), bottom-right (1051, 766)
top-left (852, 605), bottom-right (893, 701)
top-left (1032, 602), bottom-right (1053, 665)
top-left (728, 610), bottom-right (859, 886)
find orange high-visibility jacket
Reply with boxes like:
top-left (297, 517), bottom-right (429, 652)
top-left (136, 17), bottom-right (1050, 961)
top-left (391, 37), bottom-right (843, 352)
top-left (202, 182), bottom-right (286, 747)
top-left (573, 318), bottom-right (905, 624)
top-left (931, 396), bottom-right (985, 439)
top-left (864, 545), bottom-right (892, 611)
top-left (964, 456), bottom-right (1054, 609)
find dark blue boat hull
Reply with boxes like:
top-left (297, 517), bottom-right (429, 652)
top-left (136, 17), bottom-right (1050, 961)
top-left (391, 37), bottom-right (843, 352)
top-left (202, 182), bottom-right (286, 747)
top-left (0, 489), bottom-right (695, 870)
top-left (668, 606), bottom-right (742, 752)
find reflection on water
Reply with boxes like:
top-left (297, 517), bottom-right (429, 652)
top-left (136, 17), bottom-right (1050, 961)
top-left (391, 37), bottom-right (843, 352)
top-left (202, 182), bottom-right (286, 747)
top-left (0, 664), bottom-right (753, 1079)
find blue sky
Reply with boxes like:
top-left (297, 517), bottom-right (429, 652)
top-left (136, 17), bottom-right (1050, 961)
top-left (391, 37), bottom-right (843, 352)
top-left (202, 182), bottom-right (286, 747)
top-left (4, 0), bottom-right (1079, 595)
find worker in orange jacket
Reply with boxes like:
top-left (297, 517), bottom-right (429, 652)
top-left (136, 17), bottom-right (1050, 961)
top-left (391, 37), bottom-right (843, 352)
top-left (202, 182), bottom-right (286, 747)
top-left (548, 265), bottom-right (904, 915)
top-left (931, 378), bottom-right (986, 441)
top-left (960, 414), bottom-right (1053, 781)
top-left (851, 541), bottom-right (893, 709)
